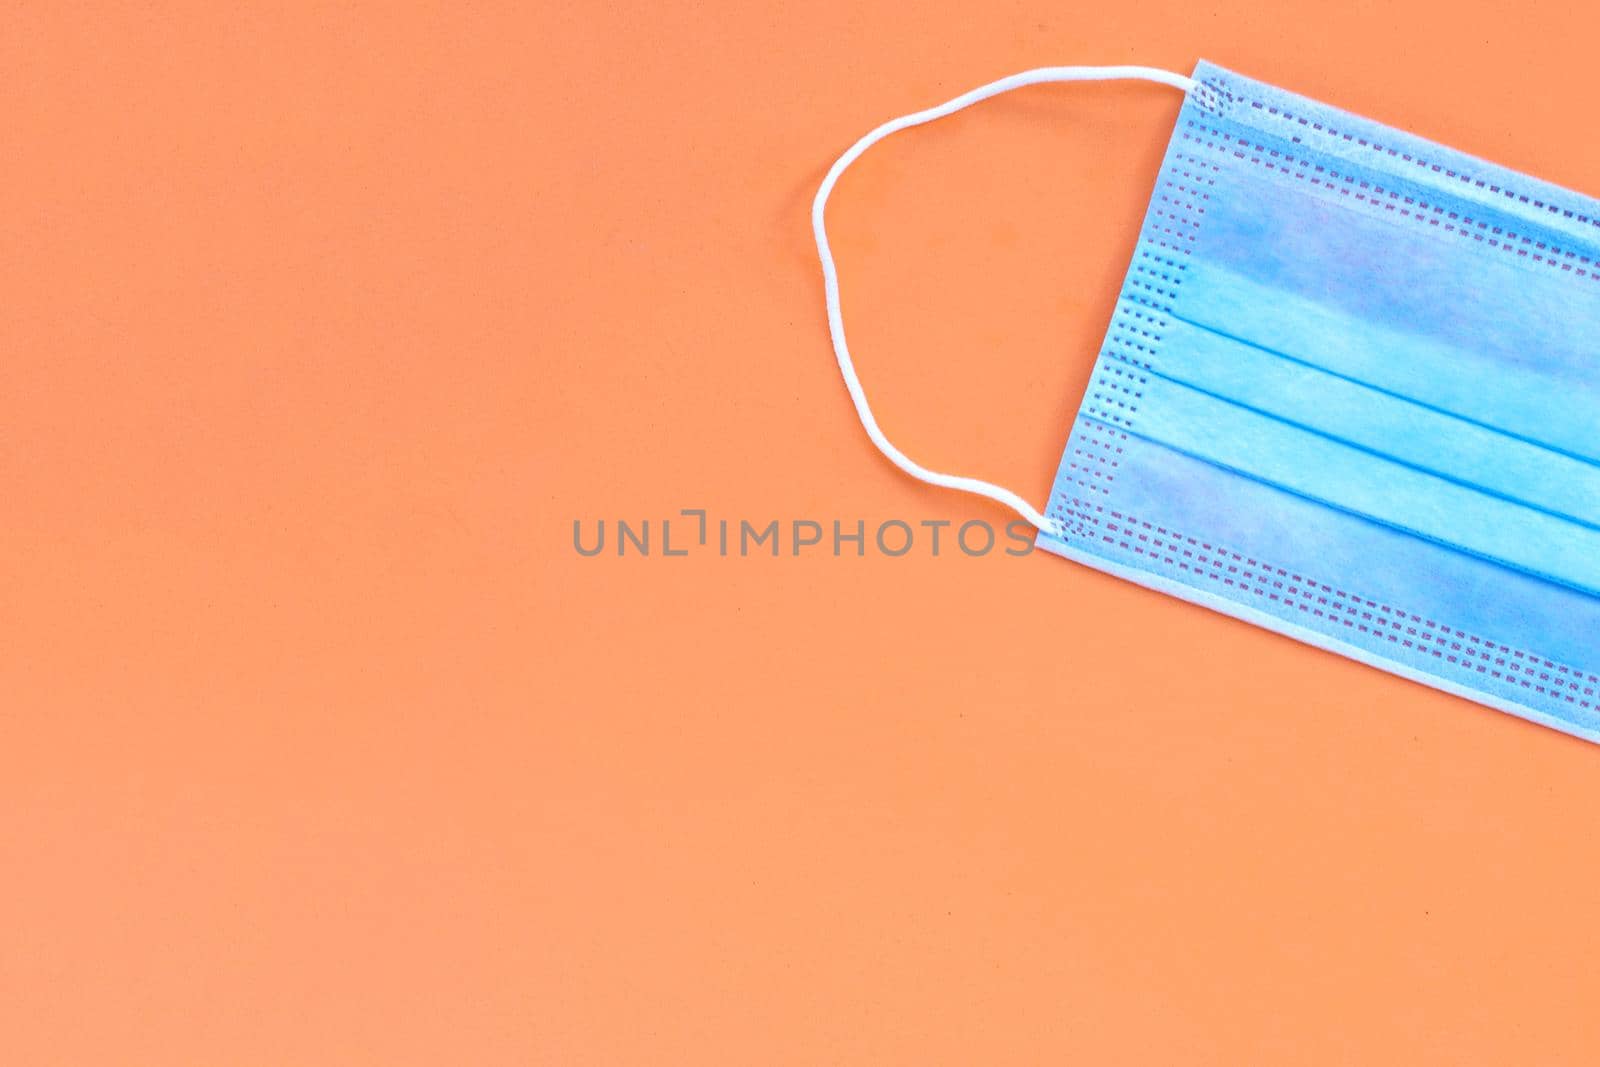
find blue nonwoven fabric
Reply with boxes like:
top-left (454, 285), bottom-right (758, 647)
top-left (1038, 61), bottom-right (1600, 742)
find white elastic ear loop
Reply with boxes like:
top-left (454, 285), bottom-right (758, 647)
top-left (812, 65), bottom-right (1198, 538)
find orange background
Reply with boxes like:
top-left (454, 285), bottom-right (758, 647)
top-left (6, 2), bottom-right (1600, 1063)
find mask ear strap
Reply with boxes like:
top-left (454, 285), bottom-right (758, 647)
top-left (812, 65), bottom-right (1199, 538)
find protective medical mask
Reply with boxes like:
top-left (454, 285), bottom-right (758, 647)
top-left (813, 62), bottom-right (1600, 744)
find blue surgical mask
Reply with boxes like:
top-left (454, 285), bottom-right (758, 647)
top-left (813, 62), bottom-right (1600, 744)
